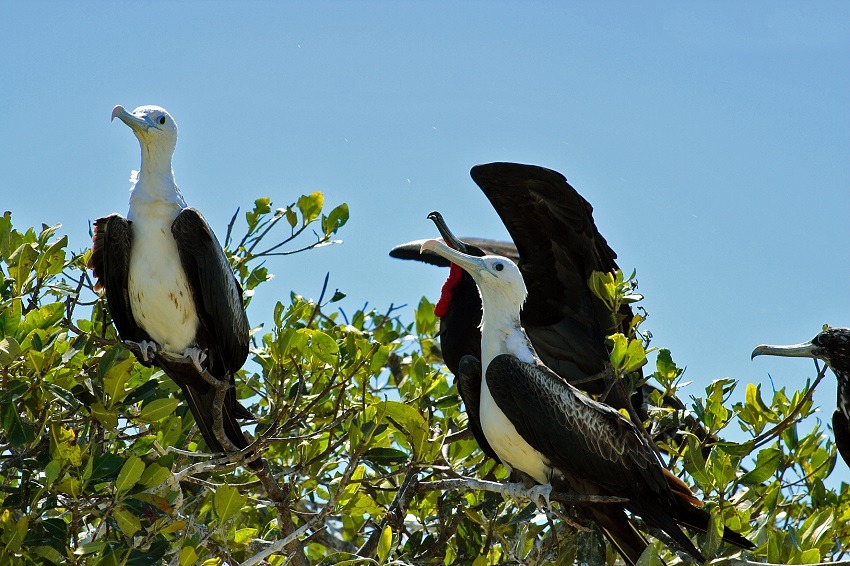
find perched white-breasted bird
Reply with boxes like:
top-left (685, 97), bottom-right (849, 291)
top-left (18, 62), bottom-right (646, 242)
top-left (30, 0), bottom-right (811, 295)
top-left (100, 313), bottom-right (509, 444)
top-left (753, 327), bottom-right (850, 469)
top-left (89, 105), bottom-right (255, 465)
top-left (420, 238), bottom-right (753, 565)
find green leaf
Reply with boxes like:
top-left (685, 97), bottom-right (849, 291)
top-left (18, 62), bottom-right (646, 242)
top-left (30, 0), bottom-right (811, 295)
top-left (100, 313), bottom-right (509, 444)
top-left (103, 358), bottom-right (135, 407)
top-left (377, 525), bottom-right (392, 563)
top-left (17, 301), bottom-right (64, 339)
top-left (297, 192), bottom-right (324, 225)
top-left (139, 463), bottom-right (171, 489)
top-left (608, 333), bottom-right (628, 369)
top-left (89, 402), bottom-right (118, 429)
top-left (740, 447), bottom-right (781, 485)
top-left (310, 329), bottom-right (340, 364)
top-left (50, 424), bottom-right (82, 467)
top-left (234, 527), bottom-right (258, 545)
top-left (0, 337), bottom-right (21, 365)
top-left (214, 484), bottom-right (246, 522)
top-left (622, 338), bottom-right (648, 373)
top-left (654, 348), bottom-right (680, 382)
top-left (73, 541), bottom-right (107, 556)
top-left (635, 544), bottom-right (663, 566)
top-left (364, 447), bottom-right (409, 466)
top-left (115, 455), bottom-right (145, 494)
top-left (179, 546), bottom-right (199, 566)
top-left (381, 401), bottom-right (429, 460)
top-left (113, 506), bottom-right (140, 537)
top-left (139, 397), bottom-right (179, 423)
top-left (322, 203), bottom-right (349, 236)
top-left (45, 460), bottom-right (61, 487)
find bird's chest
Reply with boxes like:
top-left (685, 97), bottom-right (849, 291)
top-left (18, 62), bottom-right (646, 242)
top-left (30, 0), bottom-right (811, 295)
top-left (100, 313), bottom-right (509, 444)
top-left (128, 220), bottom-right (199, 353)
top-left (479, 360), bottom-right (551, 485)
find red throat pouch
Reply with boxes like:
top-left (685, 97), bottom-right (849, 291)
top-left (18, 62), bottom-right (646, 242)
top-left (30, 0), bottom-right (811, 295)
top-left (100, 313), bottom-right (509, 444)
top-left (434, 263), bottom-right (463, 317)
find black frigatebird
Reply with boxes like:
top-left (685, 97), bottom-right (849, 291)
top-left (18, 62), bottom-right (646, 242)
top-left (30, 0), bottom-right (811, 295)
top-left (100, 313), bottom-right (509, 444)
top-left (752, 327), bottom-right (850, 468)
top-left (420, 239), bottom-right (754, 564)
top-left (391, 163), bottom-right (705, 453)
top-left (89, 105), bottom-right (254, 464)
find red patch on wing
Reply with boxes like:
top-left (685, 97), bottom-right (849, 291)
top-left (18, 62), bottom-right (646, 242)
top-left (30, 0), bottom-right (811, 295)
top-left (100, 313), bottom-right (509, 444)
top-left (434, 262), bottom-right (463, 318)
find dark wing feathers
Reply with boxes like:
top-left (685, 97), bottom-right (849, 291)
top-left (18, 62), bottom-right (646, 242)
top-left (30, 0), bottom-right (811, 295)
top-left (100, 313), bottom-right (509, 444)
top-left (88, 214), bottom-right (148, 344)
top-left (834, 410), bottom-right (850, 468)
top-left (456, 356), bottom-right (503, 462)
top-left (485, 355), bottom-right (669, 501)
top-left (470, 163), bottom-right (635, 406)
top-left (470, 162), bottom-right (618, 331)
top-left (172, 208), bottom-right (249, 375)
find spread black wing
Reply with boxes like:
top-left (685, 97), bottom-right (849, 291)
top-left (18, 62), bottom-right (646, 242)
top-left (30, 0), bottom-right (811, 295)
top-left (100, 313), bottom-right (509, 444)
top-left (470, 162), bottom-right (628, 397)
top-left (88, 214), bottom-right (150, 346)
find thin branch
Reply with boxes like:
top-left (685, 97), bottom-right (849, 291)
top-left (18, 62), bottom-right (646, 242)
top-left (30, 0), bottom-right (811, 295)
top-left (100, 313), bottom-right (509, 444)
top-left (416, 477), bottom-right (628, 506)
top-left (751, 362), bottom-right (829, 450)
top-left (358, 468), bottom-right (419, 557)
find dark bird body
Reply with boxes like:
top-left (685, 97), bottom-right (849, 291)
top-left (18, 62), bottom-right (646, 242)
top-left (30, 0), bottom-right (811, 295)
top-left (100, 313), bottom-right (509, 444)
top-left (753, 327), bottom-right (850, 468)
top-left (391, 163), bottom-right (705, 459)
top-left (421, 239), bottom-right (754, 564)
top-left (90, 105), bottom-right (253, 462)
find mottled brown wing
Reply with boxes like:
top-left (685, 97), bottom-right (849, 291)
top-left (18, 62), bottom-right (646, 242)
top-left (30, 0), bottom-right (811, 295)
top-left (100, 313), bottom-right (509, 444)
top-left (484, 354), bottom-right (670, 501)
top-left (88, 214), bottom-right (146, 342)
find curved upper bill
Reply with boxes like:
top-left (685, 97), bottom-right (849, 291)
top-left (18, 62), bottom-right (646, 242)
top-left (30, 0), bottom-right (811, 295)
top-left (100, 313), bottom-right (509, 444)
top-left (111, 105), bottom-right (151, 132)
top-left (427, 211), bottom-right (467, 251)
top-left (420, 239), bottom-right (486, 275)
top-left (751, 341), bottom-right (818, 360)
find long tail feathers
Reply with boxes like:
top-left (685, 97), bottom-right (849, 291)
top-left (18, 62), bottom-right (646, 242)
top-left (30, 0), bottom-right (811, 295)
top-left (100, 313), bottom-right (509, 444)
top-left (157, 359), bottom-right (260, 470)
top-left (671, 493), bottom-right (756, 550)
top-left (584, 506), bottom-right (664, 566)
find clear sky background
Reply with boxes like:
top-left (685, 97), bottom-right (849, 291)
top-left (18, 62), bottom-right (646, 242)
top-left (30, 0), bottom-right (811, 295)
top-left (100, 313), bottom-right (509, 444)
top-left (3, 3), bottom-right (849, 478)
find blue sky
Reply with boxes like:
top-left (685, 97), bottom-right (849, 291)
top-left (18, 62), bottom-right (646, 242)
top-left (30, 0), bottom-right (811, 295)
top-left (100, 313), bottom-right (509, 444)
top-left (3, 3), bottom-right (850, 472)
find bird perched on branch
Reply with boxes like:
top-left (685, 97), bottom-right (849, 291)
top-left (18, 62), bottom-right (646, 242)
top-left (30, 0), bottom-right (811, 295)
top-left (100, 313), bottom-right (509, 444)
top-left (752, 327), bottom-right (850, 468)
top-left (420, 239), bottom-right (754, 565)
top-left (391, 163), bottom-right (710, 456)
top-left (89, 105), bottom-right (254, 465)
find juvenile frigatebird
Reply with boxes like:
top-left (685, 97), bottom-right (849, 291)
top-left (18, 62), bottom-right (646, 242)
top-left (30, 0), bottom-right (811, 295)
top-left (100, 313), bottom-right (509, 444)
top-left (420, 239), bottom-right (754, 564)
top-left (89, 105), bottom-right (254, 463)
top-left (752, 327), bottom-right (850, 468)
top-left (391, 163), bottom-right (705, 451)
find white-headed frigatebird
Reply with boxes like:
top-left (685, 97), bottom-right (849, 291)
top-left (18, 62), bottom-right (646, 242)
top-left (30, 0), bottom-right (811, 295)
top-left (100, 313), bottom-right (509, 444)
top-left (420, 239), bottom-right (754, 565)
top-left (753, 327), bottom-right (850, 468)
top-left (89, 105), bottom-right (256, 467)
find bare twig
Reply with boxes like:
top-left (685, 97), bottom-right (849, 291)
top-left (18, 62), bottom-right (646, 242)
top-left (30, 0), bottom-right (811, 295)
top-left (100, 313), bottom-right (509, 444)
top-left (751, 362), bottom-right (829, 450)
top-left (358, 468), bottom-right (419, 557)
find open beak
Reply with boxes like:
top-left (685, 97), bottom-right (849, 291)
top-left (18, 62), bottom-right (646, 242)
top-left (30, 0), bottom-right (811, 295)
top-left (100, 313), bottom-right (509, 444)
top-left (751, 341), bottom-right (819, 360)
top-left (420, 239), bottom-right (487, 277)
top-left (427, 211), bottom-right (468, 252)
top-left (111, 105), bottom-right (152, 133)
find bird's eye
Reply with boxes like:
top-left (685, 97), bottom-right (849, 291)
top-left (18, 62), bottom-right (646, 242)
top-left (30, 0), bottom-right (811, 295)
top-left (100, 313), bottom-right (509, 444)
top-left (158, 116), bottom-right (166, 125)
top-left (494, 263), bottom-right (504, 272)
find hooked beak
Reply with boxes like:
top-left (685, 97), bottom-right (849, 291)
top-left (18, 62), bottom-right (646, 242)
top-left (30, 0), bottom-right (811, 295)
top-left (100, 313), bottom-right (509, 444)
top-left (427, 211), bottom-right (468, 252)
top-left (111, 105), bottom-right (153, 133)
top-left (420, 239), bottom-right (487, 277)
top-left (751, 341), bottom-right (820, 360)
